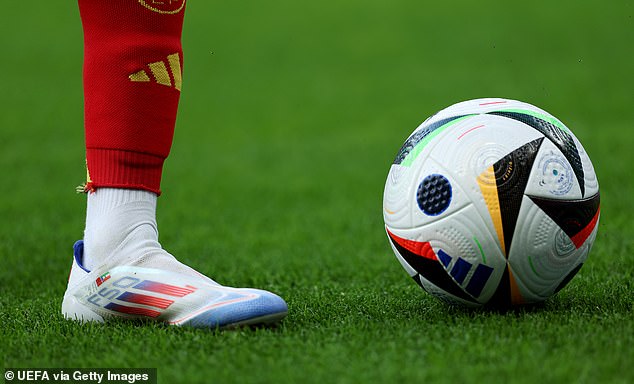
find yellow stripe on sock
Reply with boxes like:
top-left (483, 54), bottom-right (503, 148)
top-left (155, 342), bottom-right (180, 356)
top-left (148, 61), bottom-right (172, 87)
top-left (167, 53), bottom-right (182, 91)
top-left (129, 70), bottom-right (150, 82)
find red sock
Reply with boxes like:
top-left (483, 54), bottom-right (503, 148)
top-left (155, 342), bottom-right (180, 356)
top-left (79, 0), bottom-right (187, 194)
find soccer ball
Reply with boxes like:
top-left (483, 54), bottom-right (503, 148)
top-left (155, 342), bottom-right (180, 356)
top-left (383, 98), bottom-right (600, 307)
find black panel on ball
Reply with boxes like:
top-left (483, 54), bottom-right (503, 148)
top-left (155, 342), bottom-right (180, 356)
top-left (486, 265), bottom-right (511, 308)
top-left (529, 193), bottom-right (600, 241)
top-left (494, 138), bottom-right (544, 257)
top-left (554, 263), bottom-right (584, 294)
top-left (488, 111), bottom-right (586, 196)
top-left (387, 234), bottom-right (477, 303)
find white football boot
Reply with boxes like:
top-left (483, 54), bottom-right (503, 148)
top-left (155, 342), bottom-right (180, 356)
top-left (62, 241), bottom-right (288, 328)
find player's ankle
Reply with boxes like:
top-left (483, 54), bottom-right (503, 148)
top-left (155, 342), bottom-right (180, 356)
top-left (83, 188), bottom-right (160, 270)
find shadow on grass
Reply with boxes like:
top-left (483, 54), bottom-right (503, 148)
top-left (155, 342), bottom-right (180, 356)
top-left (284, 281), bottom-right (632, 330)
top-left (57, 315), bottom-right (288, 335)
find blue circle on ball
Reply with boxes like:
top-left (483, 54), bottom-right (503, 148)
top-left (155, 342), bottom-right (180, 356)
top-left (417, 174), bottom-right (452, 216)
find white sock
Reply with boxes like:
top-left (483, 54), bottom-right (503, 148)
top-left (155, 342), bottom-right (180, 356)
top-left (83, 188), bottom-right (157, 270)
top-left (82, 188), bottom-right (212, 281)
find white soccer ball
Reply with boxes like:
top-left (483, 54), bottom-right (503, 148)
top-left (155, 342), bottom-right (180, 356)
top-left (383, 98), bottom-right (600, 306)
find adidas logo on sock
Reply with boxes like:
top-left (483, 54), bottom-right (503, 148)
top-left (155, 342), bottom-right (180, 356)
top-left (129, 53), bottom-right (182, 91)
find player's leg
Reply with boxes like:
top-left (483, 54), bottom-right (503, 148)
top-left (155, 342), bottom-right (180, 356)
top-left (62, 0), bottom-right (287, 328)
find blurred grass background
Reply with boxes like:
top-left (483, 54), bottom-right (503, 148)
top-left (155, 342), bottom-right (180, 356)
top-left (1, 1), bottom-right (632, 383)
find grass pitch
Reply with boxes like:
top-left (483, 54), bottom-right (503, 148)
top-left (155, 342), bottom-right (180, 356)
top-left (1, 1), bottom-right (633, 383)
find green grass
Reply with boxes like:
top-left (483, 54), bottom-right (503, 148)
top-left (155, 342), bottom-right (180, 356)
top-left (1, 0), bottom-right (633, 383)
